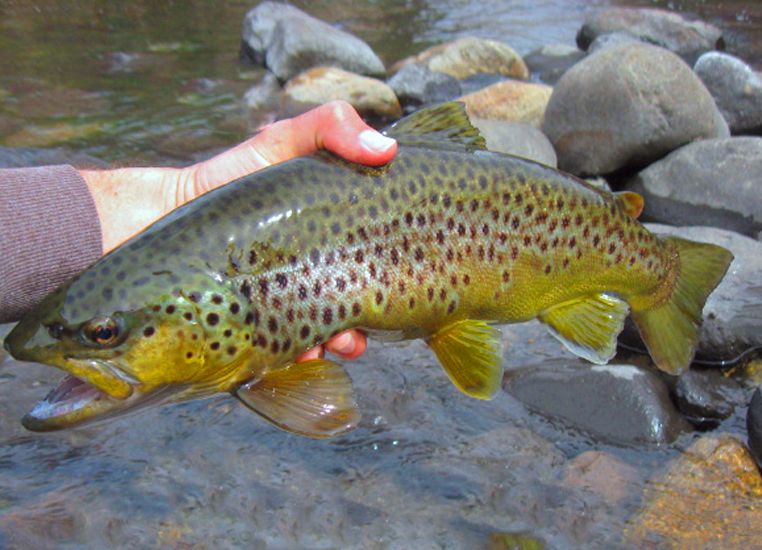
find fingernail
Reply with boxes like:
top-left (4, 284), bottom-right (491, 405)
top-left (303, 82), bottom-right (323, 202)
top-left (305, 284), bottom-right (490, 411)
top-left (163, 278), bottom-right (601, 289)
top-left (331, 332), bottom-right (355, 355)
top-left (359, 129), bottom-right (396, 153)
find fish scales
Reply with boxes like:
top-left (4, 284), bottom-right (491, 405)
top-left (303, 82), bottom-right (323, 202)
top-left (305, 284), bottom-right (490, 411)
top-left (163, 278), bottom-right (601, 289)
top-left (5, 103), bottom-right (733, 435)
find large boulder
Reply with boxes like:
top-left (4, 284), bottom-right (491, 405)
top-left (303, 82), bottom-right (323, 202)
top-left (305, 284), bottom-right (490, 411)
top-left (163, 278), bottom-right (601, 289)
top-left (542, 43), bottom-right (728, 176)
top-left (240, 2), bottom-right (385, 81)
top-left (391, 37), bottom-right (529, 81)
top-left (694, 52), bottom-right (762, 135)
top-left (628, 137), bottom-right (762, 236)
top-left (577, 7), bottom-right (724, 64)
top-left (280, 67), bottom-right (401, 120)
top-left (459, 80), bottom-right (552, 128)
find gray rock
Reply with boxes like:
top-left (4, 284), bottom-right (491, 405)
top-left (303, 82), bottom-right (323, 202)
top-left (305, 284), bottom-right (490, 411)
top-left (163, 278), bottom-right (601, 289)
top-left (240, 2), bottom-right (385, 82)
top-left (587, 32), bottom-right (644, 55)
top-left (622, 224), bottom-right (762, 363)
top-left (457, 73), bottom-right (508, 96)
top-left (694, 52), bottom-right (762, 135)
top-left (0, 147), bottom-right (106, 169)
top-left (523, 43), bottom-right (585, 85)
top-left (628, 138), bottom-right (762, 236)
top-left (577, 8), bottom-right (724, 64)
top-left (243, 72), bottom-right (281, 129)
top-left (386, 64), bottom-right (461, 112)
top-left (504, 361), bottom-right (691, 446)
top-left (673, 369), bottom-right (743, 428)
top-left (542, 43), bottom-right (729, 176)
top-left (471, 119), bottom-right (557, 167)
top-left (747, 387), bottom-right (762, 469)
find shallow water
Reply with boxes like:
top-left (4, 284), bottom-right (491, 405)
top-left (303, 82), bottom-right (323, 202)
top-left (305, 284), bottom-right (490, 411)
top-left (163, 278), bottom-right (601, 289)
top-left (1, 1), bottom-right (761, 548)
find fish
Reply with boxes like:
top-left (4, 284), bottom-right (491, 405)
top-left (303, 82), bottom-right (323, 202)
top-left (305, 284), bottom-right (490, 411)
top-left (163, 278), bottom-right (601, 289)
top-left (4, 102), bottom-right (733, 436)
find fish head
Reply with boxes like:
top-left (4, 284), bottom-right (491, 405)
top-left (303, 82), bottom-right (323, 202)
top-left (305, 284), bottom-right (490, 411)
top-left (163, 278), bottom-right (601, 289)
top-left (4, 264), bottom-right (215, 432)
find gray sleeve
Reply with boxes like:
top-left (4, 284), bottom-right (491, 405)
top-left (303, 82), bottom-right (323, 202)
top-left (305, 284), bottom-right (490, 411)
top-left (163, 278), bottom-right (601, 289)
top-left (0, 165), bottom-right (102, 323)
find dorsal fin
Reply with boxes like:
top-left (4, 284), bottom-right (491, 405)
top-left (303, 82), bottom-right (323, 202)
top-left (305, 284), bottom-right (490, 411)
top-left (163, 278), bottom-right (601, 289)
top-left (615, 191), bottom-right (645, 219)
top-left (382, 102), bottom-right (487, 151)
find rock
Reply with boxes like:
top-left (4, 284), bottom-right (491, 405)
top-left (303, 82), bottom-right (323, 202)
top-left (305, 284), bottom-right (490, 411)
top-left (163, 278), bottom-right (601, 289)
top-left (561, 451), bottom-right (638, 504)
top-left (386, 64), bottom-right (461, 112)
top-left (523, 44), bottom-right (585, 85)
top-left (0, 147), bottom-right (106, 169)
top-left (392, 37), bottom-right (529, 81)
top-left (577, 8), bottom-right (724, 64)
top-left (240, 2), bottom-right (385, 81)
top-left (747, 387), bottom-right (762, 469)
top-left (280, 67), bottom-right (401, 120)
top-left (586, 32), bottom-right (644, 55)
top-left (626, 434), bottom-right (762, 547)
top-left (504, 361), bottom-right (691, 446)
top-left (243, 71), bottom-right (281, 129)
top-left (487, 532), bottom-right (546, 550)
top-left (628, 138), bottom-right (762, 236)
top-left (694, 52), bottom-right (762, 135)
top-left (543, 43), bottom-right (729, 176)
top-left (620, 225), bottom-right (762, 363)
top-left (673, 369), bottom-right (743, 428)
top-left (471, 119), bottom-right (557, 167)
top-left (460, 80), bottom-right (553, 128)
top-left (458, 74), bottom-right (509, 96)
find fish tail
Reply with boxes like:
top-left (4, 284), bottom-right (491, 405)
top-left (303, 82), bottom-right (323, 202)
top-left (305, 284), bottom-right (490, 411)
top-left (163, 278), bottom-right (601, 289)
top-left (631, 236), bottom-right (733, 375)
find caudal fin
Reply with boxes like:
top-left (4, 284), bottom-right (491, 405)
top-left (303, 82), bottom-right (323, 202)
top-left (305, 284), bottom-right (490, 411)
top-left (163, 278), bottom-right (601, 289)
top-left (631, 236), bottom-right (733, 375)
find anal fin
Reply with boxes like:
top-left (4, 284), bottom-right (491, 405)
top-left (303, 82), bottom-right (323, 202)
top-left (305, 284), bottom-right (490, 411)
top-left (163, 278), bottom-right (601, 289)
top-left (427, 320), bottom-right (503, 400)
top-left (236, 359), bottom-right (360, 438)
top-left (539, 293), bottom-right (629, 364)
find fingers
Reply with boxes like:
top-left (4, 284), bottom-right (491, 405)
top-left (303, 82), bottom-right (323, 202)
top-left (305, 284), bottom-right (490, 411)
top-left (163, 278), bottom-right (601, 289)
top-left (295, 329), bottom-right (368, 363)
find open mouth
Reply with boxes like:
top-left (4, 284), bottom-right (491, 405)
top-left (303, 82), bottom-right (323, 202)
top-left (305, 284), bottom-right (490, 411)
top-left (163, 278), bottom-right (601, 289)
top-left (23, 374), bottom-right (118, 431)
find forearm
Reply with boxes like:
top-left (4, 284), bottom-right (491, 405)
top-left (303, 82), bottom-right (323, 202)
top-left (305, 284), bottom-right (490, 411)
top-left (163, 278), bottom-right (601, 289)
top-left (79, 167), bottom-right (193, 254)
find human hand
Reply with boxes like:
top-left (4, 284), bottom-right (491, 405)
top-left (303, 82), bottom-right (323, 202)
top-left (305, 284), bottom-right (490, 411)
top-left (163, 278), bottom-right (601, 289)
top-left (80, 100), bottom-right (396, 363)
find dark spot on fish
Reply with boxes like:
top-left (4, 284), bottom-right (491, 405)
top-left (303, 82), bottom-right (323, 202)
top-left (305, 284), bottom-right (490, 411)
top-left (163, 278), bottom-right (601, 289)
top-left (463, 274), bottom-right (470, 285)
top-left (448, 301), bottom-right (456, 314)
top-left (211, 342), bottom-right (220, 351)
top-left (227, 346), bottom-right (237, 356)
top-left (313, 281), bottom-right (322, 297)
top-left (322, 307), bottom-right (333, 325)
top-left (258, 279), bottom-right (269, 297)
top-left (184, 312), bottom-right (193, 321)
top-left (102, 288), bottom-right (114, 300)
top-left (230, 302), bottom-right (240, 314)
top-left (166, 305), bottom-right (176, 314)
top-left (375, 291), bottom-right (383, 305)
top-left (268, 317), bottom-right (278, 334)
top-left (212, 294), bottom-right (223, 305)
top-left (300, 325), bottom-right (311, 339)
top-left (143, 326), bottom-right (155, 337)
top-left (355, 250), bottom-right (364, 264)
top-left (132, 276), bottom-right (149, 287)
top-left (545, 265), bottom-right (551, 274)
top-left (206, 313), bottom-right (219, 326)
top-left (352, 302), bottom-right (362, 317)
top-left (186, 352), bottom-right (193, 359)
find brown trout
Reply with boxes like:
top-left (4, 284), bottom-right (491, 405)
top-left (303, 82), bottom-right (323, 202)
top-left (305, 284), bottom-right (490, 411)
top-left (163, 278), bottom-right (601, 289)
top-left (5, 103), bottom-right (733, 436)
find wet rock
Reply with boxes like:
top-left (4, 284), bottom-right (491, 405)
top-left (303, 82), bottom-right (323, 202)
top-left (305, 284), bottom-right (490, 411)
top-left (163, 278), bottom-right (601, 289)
top-left (523, 44), bottom-right (585, 85)
top-left (543, 43), bottom-right (728, 176)
top-left (458, 74), bottom-right (509, 96)
top-left (620, 225), bottom-right (762, 363)
top-left (694, 52), bottom-right (762, 135)
top-left (747, 387), bottom-right (762, 469)
top-left (673, 369), bottom-right (742, 428)
top-left (460, 80), bottom-right (553, 128)
top-left (386, 64), bottom-right (461, 112)
top-left (243, 71), bottom-right (281, 129)
top-left (280, 67), bottom-right (401, 120)
top-left (561, 451), bottom-right (638, 504)
top-left (240, 2), bottom-right (385, 81)
top-left (471, 119), bottom-right (557, 167)
top-left (577, 8), bottom-right (724, 64)
top-left (392, 37), bottom-right (529, 81)
top-left (504, 361), bottom-right (691, 446)
top-left (626, 434), bottom-right (762, 547)
top-left (586, 32), bottom-right (644, 55)
top-left (0, 147), bottom-right (105, 169)
top-left (628, 138), bottom-right (762, 236)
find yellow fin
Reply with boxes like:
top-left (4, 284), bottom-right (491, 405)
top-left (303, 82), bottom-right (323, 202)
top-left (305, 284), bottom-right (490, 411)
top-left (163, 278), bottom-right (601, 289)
top-left (383, 102), bottom-right (487, 151)
top-left (539, 293), bottom-right (630, 364)
top-left (235, 359), bottom-right (360, 438)
top-left (632, 236), bottom-right (733, 374)
top-left (427, 320), bottom-right (503, 400)
top-left (614, 191), bottom-right (645, 219)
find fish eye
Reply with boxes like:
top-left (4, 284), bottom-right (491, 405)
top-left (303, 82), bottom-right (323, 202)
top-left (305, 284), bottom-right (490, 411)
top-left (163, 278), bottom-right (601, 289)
top-left (47, 323), bottom-right (64, 339)
top-left (81, 316), bottom-right (125, 348)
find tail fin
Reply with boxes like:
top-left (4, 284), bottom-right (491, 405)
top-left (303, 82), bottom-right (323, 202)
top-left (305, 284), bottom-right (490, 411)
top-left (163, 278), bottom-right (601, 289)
top-left (631, 236), bottom-right (733, 375)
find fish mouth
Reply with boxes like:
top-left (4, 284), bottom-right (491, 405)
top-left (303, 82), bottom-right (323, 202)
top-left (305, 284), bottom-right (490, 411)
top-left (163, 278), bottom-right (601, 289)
top-left (22, 358), bottom-right (139, 432)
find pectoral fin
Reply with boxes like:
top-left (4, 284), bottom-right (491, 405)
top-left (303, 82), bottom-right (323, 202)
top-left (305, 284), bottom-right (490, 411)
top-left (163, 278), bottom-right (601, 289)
top-left (539, 293), bottom-right (629, 364)
top-left (236, 359), bottom-right (360, 438)
top-left (427, 320), bottom-right (503, 400)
